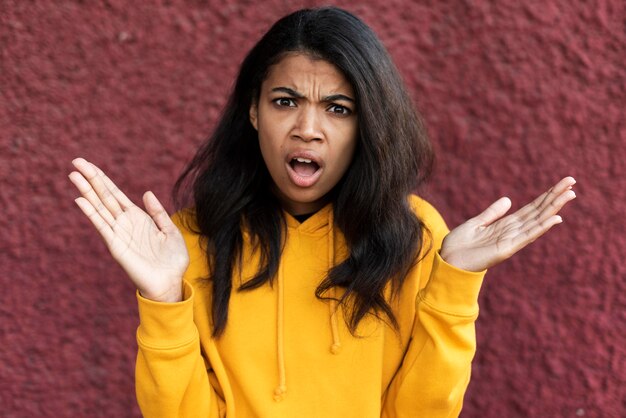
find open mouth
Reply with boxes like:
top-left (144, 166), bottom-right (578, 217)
top-left (285, 152), bottom-right (324, 187)
top-left (289, 157), bottom-right (320, 177)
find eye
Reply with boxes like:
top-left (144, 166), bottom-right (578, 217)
top-left (273, 98), bottom-right (297, 107)
top-left (328, 104), bottom-right (352, 116)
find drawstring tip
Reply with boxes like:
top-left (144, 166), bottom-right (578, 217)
top-left (273, 386), bottom-right (287, 402)
top-left (330, 343), bottom-right (342, 354)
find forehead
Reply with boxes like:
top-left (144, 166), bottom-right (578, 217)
top-left (262, 53), bottom-right (354, 95)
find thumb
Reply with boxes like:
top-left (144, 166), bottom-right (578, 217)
top-left (143, 191), bottom-right (177, 234)
top-left (471, 197), bottom-right (512, 227)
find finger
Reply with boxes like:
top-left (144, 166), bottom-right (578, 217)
top-left (508, 177), bottom-right (576, 250)
top-left (516, 177), bottom-right (576, 221)
top-left (92, 164), bottom-right (134, 210)
top-left (512, 214), bottom-right (563, 250)
top-left (72, 158), bottom-right (124, 219)
top-left (68, 171), bottom-right (116, 227)
top-left (534, 188), bottom-right (576, 224)
top-left (74, 197), bottom-right (115, 244)
top-left (470, 197), bottom-right (512, 227)
top-left (142, 191), bottom-right (177, 234)
top-left (516, 189), bottom-right (574, 238)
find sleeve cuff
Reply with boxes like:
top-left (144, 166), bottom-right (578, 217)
top-left (419, 251), bottom-right (487, 316)
top-left (136, 280), bottom-right (198, 349)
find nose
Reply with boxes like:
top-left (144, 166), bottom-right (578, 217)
top-left (293, 106), bottom-right (323, 142)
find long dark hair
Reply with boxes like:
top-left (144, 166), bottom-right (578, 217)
top-left (173, 6), bottom-right (434, 337)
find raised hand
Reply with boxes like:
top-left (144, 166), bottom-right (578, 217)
top-left (440, 177), bottom-right (577, 272)
top-left (69, 158), bottom-right (189, 302)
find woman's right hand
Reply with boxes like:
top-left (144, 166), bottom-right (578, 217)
top-left (69, 158), bottom-right (189, 303)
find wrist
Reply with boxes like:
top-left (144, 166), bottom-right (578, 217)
top-left (439, 249), bottom-right (486, 273)
top-left (138, 282), bottom-right (183, 303)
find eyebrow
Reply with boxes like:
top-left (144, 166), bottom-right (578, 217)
top-left (270, 87), bottom-right (355, 103)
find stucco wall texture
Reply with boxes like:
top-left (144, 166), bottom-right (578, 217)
top-left (1, 1), bottom-right (624, 417)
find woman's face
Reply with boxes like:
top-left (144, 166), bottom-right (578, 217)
top-left (249, 53), bottom-right (358, 215)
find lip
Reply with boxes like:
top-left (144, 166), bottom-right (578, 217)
top-left (285, 150), bottom-right (324, 188)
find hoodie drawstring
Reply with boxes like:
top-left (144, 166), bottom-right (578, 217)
top-left (274, 260), bottom-right (287, 402)
top-left (328, 209), bottom-right (342, 354)
top-left (273, 208), bottom-right (341, 402)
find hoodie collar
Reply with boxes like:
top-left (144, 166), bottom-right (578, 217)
top-left (283, 203), bottom-right (333, 234)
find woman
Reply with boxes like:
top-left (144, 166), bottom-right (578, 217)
top-left (69, 7), bottom-right (576, 418)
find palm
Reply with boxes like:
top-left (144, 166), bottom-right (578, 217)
top-left (69, 158), bottom-right (189, 302)
top-left (441, 177), bottom-right (577, 272)
top-left (108, 206), bottom-right (188, 299)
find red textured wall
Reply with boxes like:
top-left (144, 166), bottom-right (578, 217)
top-left (1, 1), bottom-right (624, 417)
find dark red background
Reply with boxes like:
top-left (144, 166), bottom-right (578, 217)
top-left (1, 1), bottom-right (624, 417)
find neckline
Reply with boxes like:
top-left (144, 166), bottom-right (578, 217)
top-left (284, 203), bottom-right (333, 233)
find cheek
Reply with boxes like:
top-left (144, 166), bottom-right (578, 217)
top-left (258, 129), bottom-right (285, 170)
top-left (332, 137), bottom-right (358, 177)
top-left (340, 126), bottom-right (359, 167)
top-left (330, 120), bottom-right (358, 158)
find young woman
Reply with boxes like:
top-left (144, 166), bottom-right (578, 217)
top-left (68, 7), bottom-right (576, 418)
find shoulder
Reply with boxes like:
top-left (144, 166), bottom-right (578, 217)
top-left (407, 194), bottom-right (449, 250)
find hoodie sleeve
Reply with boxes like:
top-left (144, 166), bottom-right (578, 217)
top-left (135, 281), bottom-right (222, 418)
top-left (382, 197), bottom-right (486, 418)
top-left (134, 211), bottom-right (223, 418)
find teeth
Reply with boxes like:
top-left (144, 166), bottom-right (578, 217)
top-left (295, 158), bottom-right (312, 163)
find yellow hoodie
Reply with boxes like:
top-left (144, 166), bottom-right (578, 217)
top-left (135, 195), bottom-right (486, 418)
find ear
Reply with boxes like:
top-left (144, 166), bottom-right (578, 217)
top-left (249, 101), bottom-right (258, 131)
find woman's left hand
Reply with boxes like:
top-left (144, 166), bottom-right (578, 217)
top-left (440, 176), bottom-right (577, 272)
